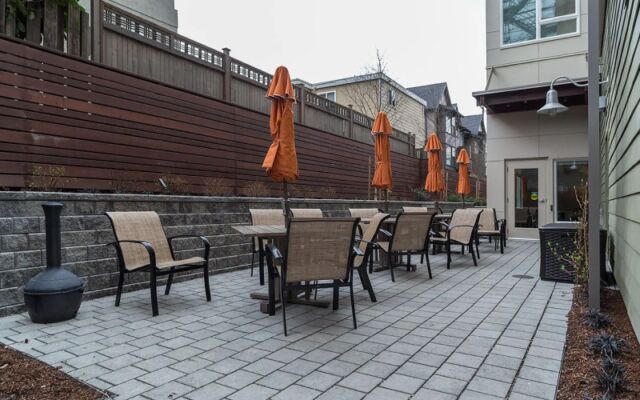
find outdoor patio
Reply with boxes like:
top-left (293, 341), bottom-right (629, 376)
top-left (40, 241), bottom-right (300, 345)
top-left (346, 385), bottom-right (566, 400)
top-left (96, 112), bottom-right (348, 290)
top-left (0, 239), bottom-right (572, 400)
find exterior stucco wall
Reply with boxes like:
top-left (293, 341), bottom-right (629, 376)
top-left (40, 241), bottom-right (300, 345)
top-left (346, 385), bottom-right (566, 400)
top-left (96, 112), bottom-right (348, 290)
top-left (485, 0), bottom-right (589, 91)
top-left (486, 106), bottom-right (587, 221)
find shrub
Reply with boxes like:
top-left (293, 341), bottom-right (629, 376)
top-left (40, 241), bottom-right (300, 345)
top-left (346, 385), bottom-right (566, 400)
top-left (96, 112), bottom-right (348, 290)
top-left (159, 175), bottom-right (191, 194)
top-left (318, 187), bottom-right (337, 199)
top-left (585, 309), bottom-right (612, 329)
top-left (202, 177), bottom-right (229, 196)
top-left (412, 188), bottom-right (429, 201)
top-left (596, 357), bottom-right (625, 398)
top-left (27, 165), bottom-right (70, 192)
top-left (589, 334), bottom-right (626, 358)
top-left (242, 181), bottom-right (270, 197)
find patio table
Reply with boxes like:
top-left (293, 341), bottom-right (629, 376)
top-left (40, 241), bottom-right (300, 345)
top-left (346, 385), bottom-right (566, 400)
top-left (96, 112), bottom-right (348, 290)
top-left (232, 224), bottom-right (331, 315)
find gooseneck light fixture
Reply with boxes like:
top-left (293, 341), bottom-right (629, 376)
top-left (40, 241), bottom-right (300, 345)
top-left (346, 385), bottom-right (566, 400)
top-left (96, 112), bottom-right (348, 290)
top-left (537, 76), bottom-right (608, 116)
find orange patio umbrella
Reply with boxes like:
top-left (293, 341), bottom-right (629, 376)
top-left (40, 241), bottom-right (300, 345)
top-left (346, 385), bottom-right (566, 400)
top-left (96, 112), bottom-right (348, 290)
top-left (262, 66), bottom-right (298, 217)
top-left (424, 133), bottom-right (445, 195)
top-left (456, 148), bottom-right (472, 208)
top-left (371, 112), bottom-right (393, 209)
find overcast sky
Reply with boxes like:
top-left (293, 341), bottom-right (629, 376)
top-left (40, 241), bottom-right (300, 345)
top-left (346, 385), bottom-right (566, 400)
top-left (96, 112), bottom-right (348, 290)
top-left (174, 0), bottom-right (486, 116)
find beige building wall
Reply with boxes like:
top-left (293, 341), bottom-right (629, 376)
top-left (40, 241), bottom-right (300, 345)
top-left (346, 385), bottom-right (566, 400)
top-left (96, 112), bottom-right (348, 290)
top-left (486, 106), bottom-right (587, 222)
top-left (316, 83), bottom-right (427, 148)
top-left (485, 0), bottom-right (588, 91)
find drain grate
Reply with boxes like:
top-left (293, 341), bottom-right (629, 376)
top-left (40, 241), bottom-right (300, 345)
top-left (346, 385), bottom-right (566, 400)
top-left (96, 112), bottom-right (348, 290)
top-left (512, 274), bottom-right (534, 279)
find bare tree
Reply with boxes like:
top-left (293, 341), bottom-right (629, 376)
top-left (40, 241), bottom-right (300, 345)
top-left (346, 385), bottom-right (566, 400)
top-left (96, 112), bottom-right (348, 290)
top-left (342, 50), bottom-right (423, 140)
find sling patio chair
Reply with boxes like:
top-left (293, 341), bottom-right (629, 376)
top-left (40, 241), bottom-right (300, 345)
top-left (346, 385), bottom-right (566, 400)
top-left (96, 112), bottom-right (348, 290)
top-left (475, 208), bottom-right (506, 254)
top-left (105, 211), bottom-right (211, 316)
top-left (349, 207), bottom-right (382, 236)
top-left (431, 208), bottom-right (483, 269)
top-left (265, 217), bottom-right (360, 336)
top-left (353, 212), bottom-right (389, 302)
top-left (377, 211), bottom-right (437, 282)
top-left (249, 209), bottom-right (285, 278)
top-left (290, 208), bottom-right (323, 218)
top-left (402, 206), bottom-right (429, 213)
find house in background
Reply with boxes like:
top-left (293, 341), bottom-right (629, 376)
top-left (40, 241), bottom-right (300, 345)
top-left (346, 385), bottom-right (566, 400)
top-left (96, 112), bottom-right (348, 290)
top-left (307, 73), bottom-right (428, 148)
top-left (104, 0), bottom-right (178, 31)
top-left (410, 83), bottom-right (487, 201)
top-left (473, 0), bottom-right (588, 239)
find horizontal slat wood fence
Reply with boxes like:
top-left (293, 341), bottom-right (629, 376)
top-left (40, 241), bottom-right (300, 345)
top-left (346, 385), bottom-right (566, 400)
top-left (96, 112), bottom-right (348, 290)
top-left (0, 36), bottom-right (421, 199)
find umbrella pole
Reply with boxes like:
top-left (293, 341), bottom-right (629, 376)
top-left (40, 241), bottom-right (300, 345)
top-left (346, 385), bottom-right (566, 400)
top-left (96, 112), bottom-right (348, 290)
top-left (462, 196), bottom-right (465, 209)
top-left (282, 181), bottom-right (291, 223)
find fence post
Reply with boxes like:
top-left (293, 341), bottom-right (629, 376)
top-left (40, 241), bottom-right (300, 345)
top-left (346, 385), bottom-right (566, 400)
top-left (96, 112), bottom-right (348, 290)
top-left (91, 0), bottom-right (101, 62)
top-left (44, 0), bottom-right (64, 50)
top-left (348, 104), bottom-right (354, 139)
top-left (298, 86), bottom-right (306, 124)
top-left (223, 48), bottom-right (231, 101)
top-left (67, 5), bottom-right (81, 55)
top-left (0, 0), bottom-right (5, 35)
top-left (26, 1), bottom-right (43, 44)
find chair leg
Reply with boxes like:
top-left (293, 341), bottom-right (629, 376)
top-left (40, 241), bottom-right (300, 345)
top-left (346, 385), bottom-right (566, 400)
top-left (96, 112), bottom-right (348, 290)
top-left (204, 266), bottom-right (212, 302)
top-left (333, 281), bottom-right (339, 310)
top-left (349, 282), bottom-right (357, 329)
top-left (500, 235), bottom-right (504, 254)
top-left (164, 272), bottom-right (174, 295)
top-left (446, 242), bottom-right (451, 269)
top-left (389, 253), bottom-right (396, 282)
top-left (471, 243), bottom-right (478, 266)
top-left (115, 270), bottom-right (124, 307)
top-left (425, 251), bottom-right (432, 279)
top-left (281, 283), bottom-right (288, 336)
top-left (250, 251), bottom-right (255, 277)
top-left (461, 244), bottom-right (465, 255)
top-left (357, 267), bottom-right (377, 302)
top-left (150, 271), bottom-right (159, 317)
top-left (369, 255), bottom-right (374, 274)
top-left (476, 240), bottom-right (480, 259)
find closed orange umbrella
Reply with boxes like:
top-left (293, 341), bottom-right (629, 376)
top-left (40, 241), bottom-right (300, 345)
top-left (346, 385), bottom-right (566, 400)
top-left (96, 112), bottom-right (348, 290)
top-left (262, 66), bottom-right (298, 182)
top-left (262, 66), bottom-right (298, 218)
top-left (456, 148), bottom-right (472, 207)
top-left (424, 133), bottom-right (445, 193)
top-left (371, 112), bottom-right (393, 190)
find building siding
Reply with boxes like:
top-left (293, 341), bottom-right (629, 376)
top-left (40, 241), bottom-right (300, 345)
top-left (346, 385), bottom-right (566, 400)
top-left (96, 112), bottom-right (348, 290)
top-left (601, 0), bottom-right (640, 340)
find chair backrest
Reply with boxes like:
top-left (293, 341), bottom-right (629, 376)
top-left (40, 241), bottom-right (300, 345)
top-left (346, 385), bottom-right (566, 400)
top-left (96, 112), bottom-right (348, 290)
top-left (290, 208), bottom-right (323, 218)
top-left (403, 206), bottom-right (429, 213)
top-left (105, 211), bottom-right (173, 270)
top-left (250, 209), bottom-right (285, 226)
top-left (390, 212), bottom-right (436, 252)
top-left (357, 213), bottom-right (389, 256)
top-left (284, 218), bottom-right (359, 283)
top-left (449, 208), bottom-right (483, 243)
top-left (478, 208), bottom-right (497, 231)
top-left (349, 208), bottom-right (380, 219)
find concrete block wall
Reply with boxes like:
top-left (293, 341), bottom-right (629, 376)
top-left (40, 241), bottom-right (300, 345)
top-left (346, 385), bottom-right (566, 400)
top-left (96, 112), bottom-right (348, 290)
top-left (0, 192), bottom-right (459, 317)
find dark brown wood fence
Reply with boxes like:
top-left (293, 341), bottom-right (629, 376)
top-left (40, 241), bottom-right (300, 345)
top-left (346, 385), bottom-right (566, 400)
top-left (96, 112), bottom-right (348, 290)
top-left (0, 36), bottom-right (421, 199)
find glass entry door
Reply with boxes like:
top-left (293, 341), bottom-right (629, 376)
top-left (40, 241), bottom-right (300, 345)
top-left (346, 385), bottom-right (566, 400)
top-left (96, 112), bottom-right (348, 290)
top-left (506, 160), bottom-right (548, 239)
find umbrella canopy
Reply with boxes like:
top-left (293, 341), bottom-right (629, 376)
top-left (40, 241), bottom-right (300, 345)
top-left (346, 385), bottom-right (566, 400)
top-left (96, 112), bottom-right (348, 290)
top-left (424, 133), bottom-right (445, 192)
top-left (371, 112), bottom-right (393, 190)
top-left (456, 148), bottom-right (472, 196)
top-left (261, 66), bottom-right (298, 183)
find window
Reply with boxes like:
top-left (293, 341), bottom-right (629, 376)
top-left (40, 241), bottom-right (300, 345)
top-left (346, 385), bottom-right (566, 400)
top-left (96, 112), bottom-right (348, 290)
top-left (555, 160), bottom-right (588, 222)
top-left (445, 146), bottom-right (457, 167)
top-left (388, 89), bottom-right (397, 106)
top-left (318, 91), bottom-right (336, 102)
top-left (502, 0), bottom-right (579, 46)
top-left (445, 116), bottom-right (454, 134)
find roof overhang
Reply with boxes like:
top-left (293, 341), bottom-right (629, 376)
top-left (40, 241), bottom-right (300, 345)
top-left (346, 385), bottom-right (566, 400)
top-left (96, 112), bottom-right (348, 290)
top-left (472, 79), bottom-right (588, 114)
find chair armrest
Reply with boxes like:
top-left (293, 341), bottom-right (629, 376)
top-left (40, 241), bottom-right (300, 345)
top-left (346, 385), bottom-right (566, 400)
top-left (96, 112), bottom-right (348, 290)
top-left (352, 246), bottom-right (365, 257)
top-left (433, 222), bottom-right (450, 230)
top-left (106, 240), bottom-right (156, 268)
top-left (265, 243), bottom-right (283, 265)
top-left (379, 229), bottom-right (392, 238)
top-left (168, 235), bottom-right (211, 260)
top-left (447, 224), bottom-right (475, 231)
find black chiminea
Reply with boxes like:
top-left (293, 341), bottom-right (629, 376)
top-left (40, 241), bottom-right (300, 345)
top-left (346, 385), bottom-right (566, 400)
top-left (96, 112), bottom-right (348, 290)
top-left (22, 202), bottom-right (84, 323)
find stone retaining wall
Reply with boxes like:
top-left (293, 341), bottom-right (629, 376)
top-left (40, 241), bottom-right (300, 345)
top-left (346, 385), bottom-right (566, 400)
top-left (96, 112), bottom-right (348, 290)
top-left (0, 192), bottom-right (460, 316)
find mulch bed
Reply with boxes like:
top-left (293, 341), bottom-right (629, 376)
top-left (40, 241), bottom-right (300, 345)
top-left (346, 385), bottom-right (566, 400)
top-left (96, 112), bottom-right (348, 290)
top-left (0, 343), bottom-right (105, 400)
top-left (556, 287), bottom-right (640, 399)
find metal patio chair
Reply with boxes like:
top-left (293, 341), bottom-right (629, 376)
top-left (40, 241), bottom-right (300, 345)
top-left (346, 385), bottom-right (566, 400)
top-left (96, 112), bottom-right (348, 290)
top-left (353, 212), bottom-right (389, 302)
top-left (105, 211), bottom-right (210, 316)
top-left (377, 211), bottom-right (437, 282)
top-left (265, 217), bottom-right (360, 336)
top-left (249, 209), bottom-right (285, 277)
top-left (476, 208), bottom-right (506, 253)
top-left (431, 208), bottom-right (483, 269)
